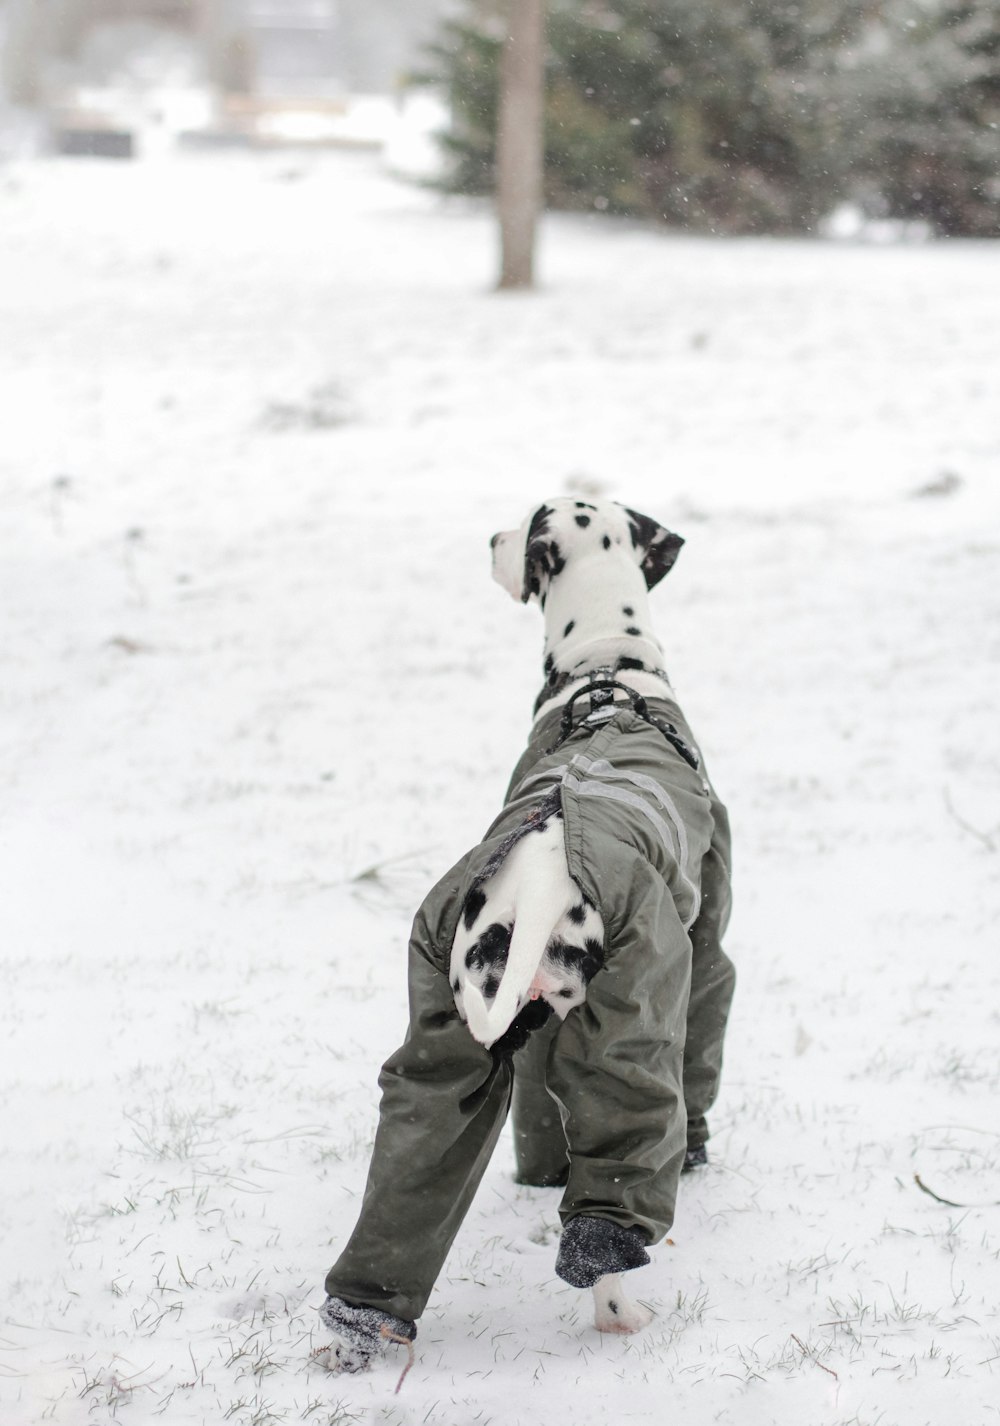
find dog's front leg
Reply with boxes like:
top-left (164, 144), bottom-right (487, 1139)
top-left (591, 1273), bottom-right (654, 1335)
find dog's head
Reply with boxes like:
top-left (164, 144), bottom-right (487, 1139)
top-left (491, 498), bottom-right (684, 605)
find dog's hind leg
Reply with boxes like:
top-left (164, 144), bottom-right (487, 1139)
top-left (592, 1274), bottom-right (654, 1335)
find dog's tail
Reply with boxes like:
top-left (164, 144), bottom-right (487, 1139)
top-left (462, 834), bottom-right (571, 1047)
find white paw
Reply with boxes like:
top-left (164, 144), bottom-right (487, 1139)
top-left (592, 1273), bottom-right (655, 1335)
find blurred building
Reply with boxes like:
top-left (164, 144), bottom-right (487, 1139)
top-left (234, 1), bottom-right (452, 97)
top-left (1, 0), bottom-right (456, 154)
top-left (2, 0), bottom-right (456, 104)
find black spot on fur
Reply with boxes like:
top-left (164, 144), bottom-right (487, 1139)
top-left (567, 903), bottom-right (586, 924)
top-left (563, 620), bottom-right (575, 638)
top-left (626, 509), bottom-right (655, 549)
top-left (527, 504), bottom-right (554, 543)
top-left (544, 940), bottom-right (583, 971)
top-left (546, 937), bottom-right (604, 983)
top-left (622, 505), bottom-right (685, 589)
top-left (462, 887), bottom-right (486, 931)
top-left (574, 514), bottom-right (591, 527)
top-left (482, 974), bottom-right (500, 999)
top-left (465, 922), bottom-right (512, 975)
top-left (452, 977), bottom-right (461, 993)
top-left (558, 987), bottom-right (575, 998)
top-left (489, 996), bottom-right (553, 1064)
top-left (602, 535), bottom-right (611, 549)
top-left (574, 501), bottom-right (597, 511)
top-left (522, 505), bottom-right (557, 603)
top-left (544, 652), bottom-right (554, 675)
top-left (622, 606), bottom-right (634, 617)
top-left (618, 655), bottom-right (645, 671)
top-left (625, 626), bottom-right (641, 636)
top-left (549, 541), bottom-right (566, 577)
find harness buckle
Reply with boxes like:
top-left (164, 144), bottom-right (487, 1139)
top-left (555, 675), bottom-right (649, 748)
top-left (585, 666), bottom-right (620, 721)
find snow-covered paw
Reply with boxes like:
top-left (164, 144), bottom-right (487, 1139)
top-left (315, 1331), bottom-right (374, 1374)
top-left (316, 1296), bottom-right (416, 1375)
top-left (555, 1214), bottom-right (650, 1288)
top-left (592, 1273), bottom-right (654, 1335)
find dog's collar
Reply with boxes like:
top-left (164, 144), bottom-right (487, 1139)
top-left (533, 660), bottom-right (672, 719)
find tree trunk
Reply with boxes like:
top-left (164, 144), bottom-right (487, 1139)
top-left (495, 0), bottom-right (545, 290)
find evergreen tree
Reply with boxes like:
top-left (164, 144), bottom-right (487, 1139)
top-left (419, 0), bottom-right (866, 233)
top-left (837, 0), bottom-right (1000, 235)
top-left (418, 0), bottom-right (1000, 236)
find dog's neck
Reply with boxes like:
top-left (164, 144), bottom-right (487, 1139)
top-left (539, 555), bottom-right (666, 687)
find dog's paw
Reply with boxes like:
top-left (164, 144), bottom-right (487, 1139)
top-left (592, 1273), bottom-right (655, 1335)
top-left (313, 1331), bottom-right (374, 1374)
top-left (316, 1296), bottom-right (416, 1375)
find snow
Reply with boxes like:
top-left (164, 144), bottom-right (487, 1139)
top-left (1, 146), bottom-right (998, 1426)
top-left (252, 93), bottom-right (447, 167)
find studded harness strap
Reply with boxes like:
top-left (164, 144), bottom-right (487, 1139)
top-left (545, 668), bottom-right (700, 770)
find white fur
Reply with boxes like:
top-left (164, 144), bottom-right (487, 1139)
top-left (592, 1273), bottom-right (655, 1334)
top-left (451, 818), bottom-right (580, 1046)
top-left (490, 525), bottom-right (527, 601)
top-left (492, 500), bottom-right (672, 707)
top-left (539, 547), bottom-right (660, 674)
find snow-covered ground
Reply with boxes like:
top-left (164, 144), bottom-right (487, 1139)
top-left (1, 147), bottom-right (998, 1426)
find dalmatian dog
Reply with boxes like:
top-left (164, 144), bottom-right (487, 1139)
top-left (447, 497), bottom-right (685, 1335)
top-left (320, 498), bottom-right (693, 1370)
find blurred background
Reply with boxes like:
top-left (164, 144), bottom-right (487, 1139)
top-left (0, 0), bottom-right (452, 163)
top-left (1, 0), bottom-right (998, 237)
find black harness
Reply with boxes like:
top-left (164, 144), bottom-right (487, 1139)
top-left (534, 659), bottom-right (671, 717)
top-left (545, 670), bottom-right (700, 770)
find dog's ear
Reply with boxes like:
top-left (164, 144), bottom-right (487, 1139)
top-left (490, 528), bottom-right (524, 601)
top-left (491, 503), bottom-right (557, 604)
top-left (622, 506), bottom-right (684, 589)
